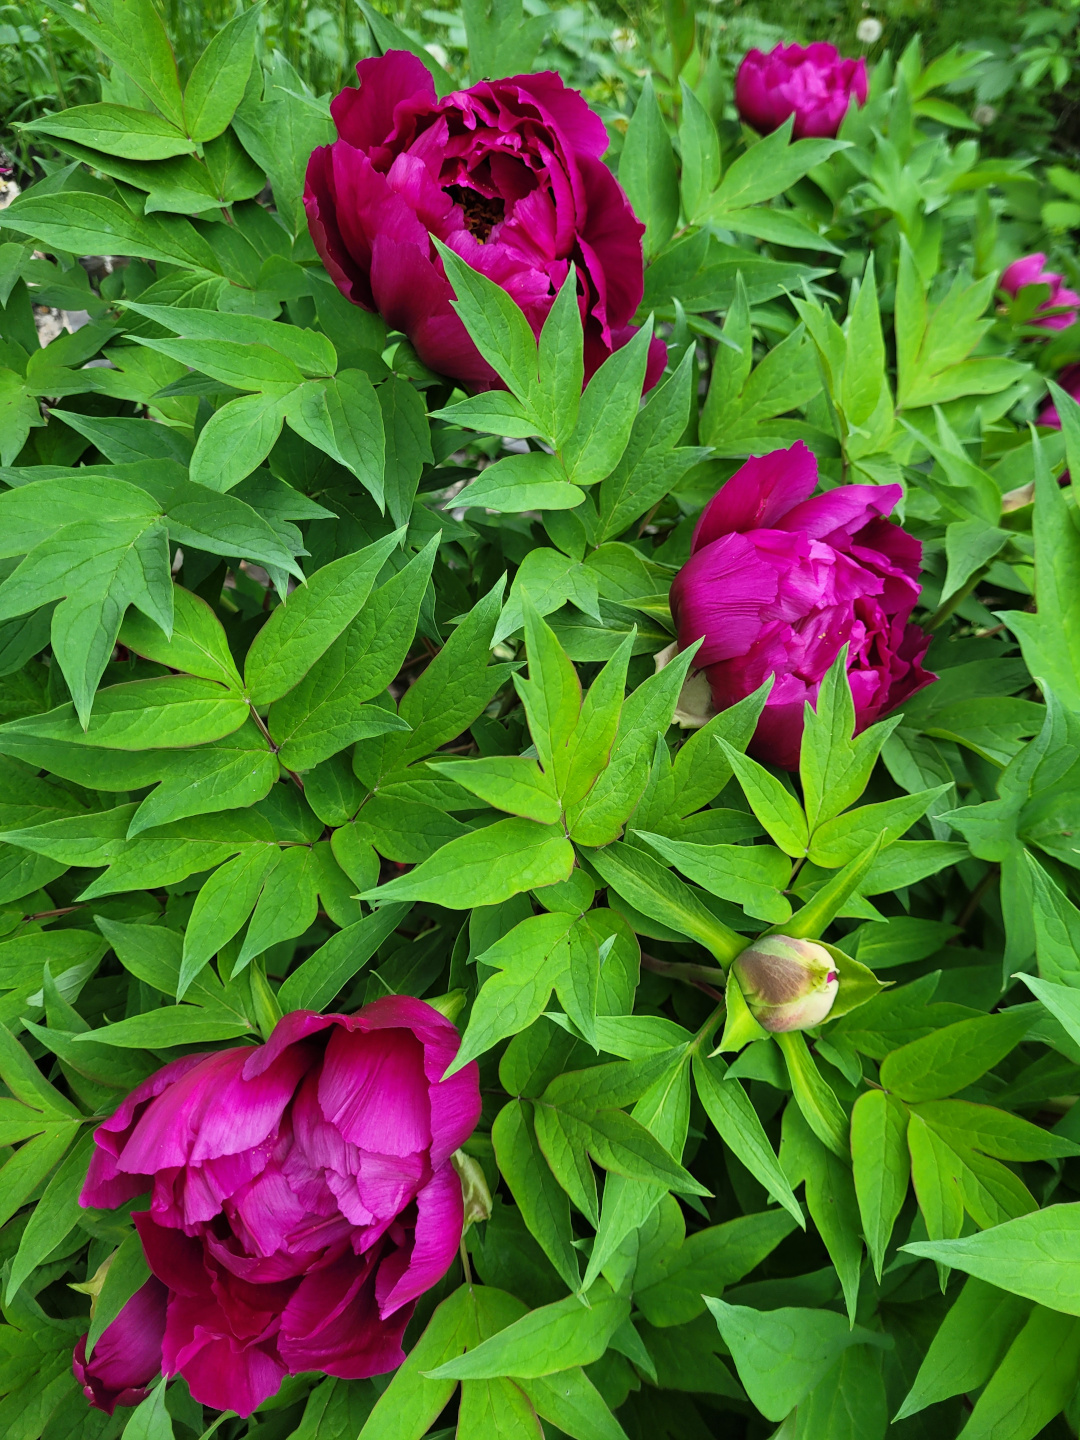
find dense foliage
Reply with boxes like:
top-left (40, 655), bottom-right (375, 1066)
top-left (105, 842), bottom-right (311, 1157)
top-left (1, 1), bottom-right (1080, 1438)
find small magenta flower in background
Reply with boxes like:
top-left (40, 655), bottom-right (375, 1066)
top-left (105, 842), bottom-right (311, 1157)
top-left (304, 52), bottom-right (665, 390)
top-left (78, 997), bottom-right (481, 1418)
top-left (669, 442), bottom-right (934, 770)
top-left (1000, 253), bottom-right (1080, 331)
top-left (735, 42), bottom-right (868, 140)
top-left (72, 1277), bottom-right (168, 1415)
top-left (733, 937), bottom-right (840, 1032)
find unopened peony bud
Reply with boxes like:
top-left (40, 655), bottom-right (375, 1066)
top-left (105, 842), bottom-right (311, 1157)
top-left (452, 1149), bottom-right (493, 1232)
top-left (733, 936), bottom-right (839, 1032)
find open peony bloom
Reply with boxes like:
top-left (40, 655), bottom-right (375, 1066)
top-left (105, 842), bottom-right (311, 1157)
top-left (305, 51), bottom-right (665, 390)
top-left (669, 443), bottom-right (934, 770)
top-left (1038, 363), bottom-right (1080, 428)
top-left (73, 1277), bottom-right (168, 1415)
top-left (79, 997), bottom-right (481, 1418)
top-left (1000, 254), bottom-right (1080, 331)
top-left (734, 937), bottom-right (839, 1032)
top-left (735, 42), bottom-right (867, 140)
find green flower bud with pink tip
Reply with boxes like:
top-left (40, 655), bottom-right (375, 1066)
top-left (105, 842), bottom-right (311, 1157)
top-left (733, 936), bottom-right (839, 1032)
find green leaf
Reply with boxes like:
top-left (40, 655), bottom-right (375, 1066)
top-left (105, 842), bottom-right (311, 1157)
top-left (895, 1277), bottom-right (1032, 1420)
top-left (618, 78), bottom-right (678, 259)
top-left (431, 756), bottom-right (561, 824)
top-left (457, 451), bottom-right (582, 514)
top-left (850, 1089), bottom-right (909, 1281)
top-left (710, 119), bottom-right (848, 210)
top-left (122, 301), bottom-right (336, 377)
top-left (378, 375), bottom-right (433, 526)
top-left (718, 741), bottom-right (808, 857)
top-left (705, 1299), bottom-right (889, 1423)
top-left (782, 834), bottom-right (885, 939)
top-left (6, 1128), bottom-right (95, 1301)
top-left (956, 1305), bottom-right (1080, 1440)
top-left (776, 1031), bottom-right (850, 1160)
top-left (3, 191), bottom-right (220, 274)
top-left (1000, 437), bottom-right (1080, 713)
top-left (22, 103), bottom-right (192, 160)
top-left (636, 1209), bottom-right (798, 1327)
top-left (800, 653), bottom-right (899, 831)
top-left (85, 1227), bottom-right (152, 1359)
top-left (362, 818), bottom-right (574, 909)
top-left (236, 843), bottom-right (319, 968)
top-left (179, 842), bottom-right (278, 992)
top-left (268, 538), bottom-right (436, 769)
top-left (182, 2), bottom-right (261, 142)
top-left (358, 1285), bottom-right (475, 1440)
top-left (635, 831), bottom-right (791, 924)
top-left (426, 1283), bottom-right (629, 1380)
top-left (245, 532), bottom-right (402, 706)
top-left (585, 841), bottom-right (743, 965)
top-left (286, 371), bottom-right (386, 506)
top-left (678, 81), bottom-right (721, 224)
top-left (432, 238), bottom-right (539, 407)
top-left (692, 1053), bottom-right (803, 1224)
top-left (119, 1380), bottom-right (173, 1440)
top-left (121, 585), bottom-right (241, 688)
top-left (277, 903), bottom-right (408, 1013)
top-left (519, 1369), bottom-right (628, 1440)
top-left (561, 322), bottom-right (654, 488)
top-left (535, 268), bottom-right (584, 449)
top-left (492, 1099), bottom-right (581, 1292)
top-left (902, 1204), bottom-right (1080, 1315)
top-left (189, 391), bottom-right (288, 493)
top-left (879, 1008), bottom-right (1034, 1103)
top-left (41, 0), bottom-right (184, 128)
top-left (807, 786), bottom-right (948, 868)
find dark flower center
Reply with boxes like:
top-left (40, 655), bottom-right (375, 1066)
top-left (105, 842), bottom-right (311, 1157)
top-left (447, 185), bottom-right (505, 243)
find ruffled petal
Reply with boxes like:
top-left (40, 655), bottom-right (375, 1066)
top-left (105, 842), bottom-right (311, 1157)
top-left (691, 443), bottom-right (820, 551)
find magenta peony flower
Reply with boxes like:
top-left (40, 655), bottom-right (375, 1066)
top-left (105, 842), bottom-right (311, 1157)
top-left (735, 42), bottom-right (868, 140)
top-left (79, 997), bottom-right (481, 1418)
top-left (1000, 254), bottom-right (1079, 331)
top-left (72, 1277), bottom-right (168, 1414)
top-left (304, 51), bottom-right (665, 391)
top-left (669, 443), bottom-right (934, 770)
top-left (1038, 363), bottom-right (1080, 428)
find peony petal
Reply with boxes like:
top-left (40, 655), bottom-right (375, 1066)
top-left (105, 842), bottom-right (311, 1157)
top-left (670, 532), bottom-right (780, 667)
top-left (691, 443), bottom-right (820, 551)
top-left (375, 1162), bottom-right (464, 1315)
top-left (332, 51), bottom-right (436, 153)
top-left (777, 484), bottom-right (900, 545)
top-left (318, 1026), bottom-right (431, 1156)
top-left (279, 1249), bottom-right (410, 1379)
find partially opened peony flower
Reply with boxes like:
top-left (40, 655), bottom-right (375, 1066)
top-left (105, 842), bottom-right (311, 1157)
top-left (669, 443), bottom-right (934, 769)
top-left (305, 52), bottom-right (665, 390)
top-left (735, 43), bottom-right (868, 140)
top-left (79, 997), bottom-right (481, 1417)
top-left (72, 1277), bottom-right (168, 1414)
top-left (1000, 254), bottom-right (1079, 331)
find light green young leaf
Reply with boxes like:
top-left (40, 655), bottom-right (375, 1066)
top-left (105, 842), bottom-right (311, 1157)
top-left (618, 78), bottom-right (678, 258)
top-left (879, 1008), bottom-right (1034, 1103)
top-left (850, 1089), bottom-right (909, 1281)
top-left (492, 1098), bottom-right (581, 1292)
top-left (245, 531), bottom-right (402, 706)
top-left (361, 818), bottom-right (574, 909)
top-left (902, 1205), bottom-right (1080, 1316)
top-left (182, 2), bottom-right (262, 141)
top-left (693, 1053), bottom-right (803, 1224)
top-left (718, 741), bottom-right (808, 857)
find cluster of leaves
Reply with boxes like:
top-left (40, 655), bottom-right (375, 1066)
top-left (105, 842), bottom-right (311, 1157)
top-left (1, 2), bottom-right (1080, 1439)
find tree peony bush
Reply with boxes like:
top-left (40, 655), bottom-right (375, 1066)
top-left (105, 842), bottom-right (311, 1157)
top-left (0, 2), bottom-right (1078, 1437)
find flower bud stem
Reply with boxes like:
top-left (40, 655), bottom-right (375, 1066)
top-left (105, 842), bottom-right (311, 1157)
top-left (640, 952), bottom-right (727, 1002)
